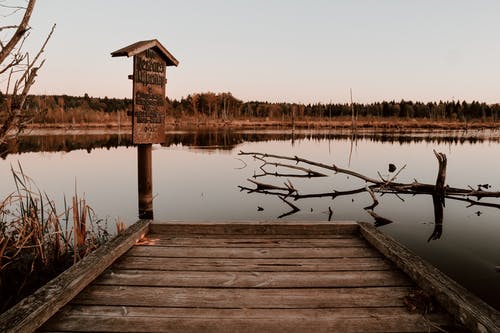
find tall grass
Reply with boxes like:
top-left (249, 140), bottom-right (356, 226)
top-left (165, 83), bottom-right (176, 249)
top-left (0, 163), bottom-right (110, 312)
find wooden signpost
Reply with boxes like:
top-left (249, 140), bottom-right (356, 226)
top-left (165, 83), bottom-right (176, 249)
top-left (111, 40), bottom-right (178, 219)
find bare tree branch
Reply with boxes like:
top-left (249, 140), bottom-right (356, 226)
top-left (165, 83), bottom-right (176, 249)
top-left (0, 0), bottom-right (35, 64)
top-left (0, 1), bottom-right (55, 144)
top-left (239, 151), bottom-right (382, 184)
top-left (364, 185), bottom-right (379, 210)
top-left (244, 178), bottom-right (297, 196)
top-left (0, 4), bottom-right (26, 17)
top-left (252, 154), bottom-right (327, 178)
top-left (0, 25), bottom-right (19, 31)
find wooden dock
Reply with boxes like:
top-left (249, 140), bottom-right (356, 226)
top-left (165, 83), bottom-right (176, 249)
top-left (1, 220), bottom-right (499, 332)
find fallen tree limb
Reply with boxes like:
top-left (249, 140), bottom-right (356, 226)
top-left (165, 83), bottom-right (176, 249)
top-left (364, 185), bottom-right (379, 210)
top-left (251, 155), bottom-right (327, 178)
top-left (238, 151), bottom-right (500, 234)
top-left (239, 150), bottom-right (500, 199)
top-left (244, 178), bottom-right (296, 195)
top-left (239, 151), bottom-right (382, 184)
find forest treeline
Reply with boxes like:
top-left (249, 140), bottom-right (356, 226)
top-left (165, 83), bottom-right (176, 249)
top-left (3, 91), bottom-right (499, 125)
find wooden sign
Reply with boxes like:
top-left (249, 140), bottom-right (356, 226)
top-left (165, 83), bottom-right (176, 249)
top-left (133, 48), bottom-right (166, 144)
top-left (111, 39), bottom-right (179, 145)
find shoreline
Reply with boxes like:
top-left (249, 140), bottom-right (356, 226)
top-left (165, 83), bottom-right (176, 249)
top-left (22, 116), bottom-right (500, 134)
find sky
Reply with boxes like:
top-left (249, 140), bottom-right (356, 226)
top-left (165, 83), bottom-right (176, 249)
top-left (8, 0), bottom-right (500, 104)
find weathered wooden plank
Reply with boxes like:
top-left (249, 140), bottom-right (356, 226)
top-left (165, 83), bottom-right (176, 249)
top-left (144, 233), bottom-right (359, 239)
top-left (40, 306), bottom-right (453, 333)
top-left (0, 219), bottom-right (152, 333)
top-left (38, 320), bottom-right (451, 333)
top-left (95, 269), bottom-right (412, 288)
top-left (143, 235), bottom-right (367, 247)
top-left (43, 304), bottom-right (447, 319)
top-left (359, 221), bottom-right (500, 333)
top-left (126, 245), bottom-right (379, 258)
top-left (150, 220), bottom-right (359, 236)
top-left (73, 285), bottom-right (411, 308)
top-left (113, 256), bottom-right (392, 272)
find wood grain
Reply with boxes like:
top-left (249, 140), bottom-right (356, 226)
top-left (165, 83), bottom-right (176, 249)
top-left (32, 221), bottom-right (468, 333)
top-left (143, 235), bottom-right (367, 247)
top-left (126, 245), bottom-right (379, 258)
top-left (95, 269), bottom-right (411, 288)
top-left (0, 219), bottom-right (151, 333)
top-left (113, 256), bottom-right (392, 272)
top-left (73, 285), bottom-right (412, 308)
top-left (359, 221), bottom-right (499, 333)
top-left (149, 220), bottom-right (359, 236)
top-left (41, 306), bottom-right (453, 333)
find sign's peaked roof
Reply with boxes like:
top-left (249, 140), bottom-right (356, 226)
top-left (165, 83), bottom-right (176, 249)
top-left (111, 39), bottom-right (179, 66)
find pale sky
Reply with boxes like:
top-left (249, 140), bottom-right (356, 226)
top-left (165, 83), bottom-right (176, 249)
top-left (19, 0), bottom-right (500, 104)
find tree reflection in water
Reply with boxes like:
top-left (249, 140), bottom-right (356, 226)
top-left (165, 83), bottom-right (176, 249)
top-left (2, 128), bottom-right (499, 159)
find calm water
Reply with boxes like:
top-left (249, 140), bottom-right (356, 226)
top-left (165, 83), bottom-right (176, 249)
top-left (1, 129), bottom-right (500, 310)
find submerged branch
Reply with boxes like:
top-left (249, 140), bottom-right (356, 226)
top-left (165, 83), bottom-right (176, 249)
top-left (365, 210), bottom-right (394, 227)
top-left (277, 196), bottom-right (300, 218)
top-left (250, 154), bottom-right (327, 178)
top-left (245, 178), bottom-right (296, 195)
top-left (238, 150), bottom-right (500, 222)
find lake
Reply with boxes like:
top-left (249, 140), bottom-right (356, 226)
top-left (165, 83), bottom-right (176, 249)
top-left (1, 128), bottom-right (500, 311)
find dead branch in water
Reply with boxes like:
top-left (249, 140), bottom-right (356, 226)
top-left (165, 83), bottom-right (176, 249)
top-left (238, 151), bottom-right (500, 199)
top-left (251, 155), bottom-right (328, 178)
top-left (366, 210), bottom-right (394, 227)
top-left (238, 150), bottom-right (500, 240)
top-left (277, 196), bottom-right (300, 218)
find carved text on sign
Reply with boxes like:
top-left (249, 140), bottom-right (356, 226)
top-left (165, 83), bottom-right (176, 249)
top-left (135, 89), bottom-right (165, 124)
top-left (133, 48), bottom-right (167, 144)
top-left (135, 49), bottom-right (165, 86)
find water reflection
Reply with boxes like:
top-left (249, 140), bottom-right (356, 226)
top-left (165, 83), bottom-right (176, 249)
top-left (2, 128), bottom-right (500, 159)
top-left (1, 133), bottom-right (133, 159)
top-left (1, 129), bottom-right (500, 311)
top-left (429, 195), bottom-right (443, 242)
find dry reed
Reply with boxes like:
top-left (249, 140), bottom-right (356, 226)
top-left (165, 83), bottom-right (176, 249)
top-left (0, 163), bottom-right (110, 313)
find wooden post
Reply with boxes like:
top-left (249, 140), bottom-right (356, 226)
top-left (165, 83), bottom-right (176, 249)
top-left (433, 150), bottom-right (447, 200)
top-left (111, 40), bottom-right (178, 221)
top-left (429, 150), bottom-right (447, 241)
top-left (138, 144), bottom-right (153, 219)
